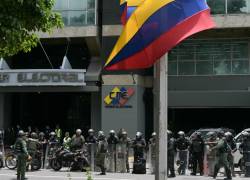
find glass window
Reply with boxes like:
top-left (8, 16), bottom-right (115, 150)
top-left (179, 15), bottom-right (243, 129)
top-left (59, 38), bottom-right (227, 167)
top-left (168, 51), bottom-right (178, 61)
top-left (168, 62), bottom-right (177, 75)
top-left (214, 60), bottom-right (231, 75)
top-left (69, 0), bottom-right (87, 10)
top-left (196, 61), bottom-right (213, 75)
top-left (54, 0), bottom-right (68, 10)
top-left (207, 0), bottom-right (226, 14)
top-left (232, 43), bottom-right (248, 59)
top-left (232, 60), bottom-right (249, 74)
top-left (227, 0), bottom-right (246, 14)
top-left (87, 10), bottom-right (95, 24)
top-left (178, 62), bottom-right (195, 75)
top-left (87, 0), bottom-right (95, 9)
top-left (69, 11), bottom-right (86, 26)
top-left (197, 53), bottom-right (213, 61)
top-left (60, 11), bottom-right (69, 26)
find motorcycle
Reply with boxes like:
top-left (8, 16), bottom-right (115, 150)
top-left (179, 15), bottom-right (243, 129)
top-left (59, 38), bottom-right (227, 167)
top-left (5, 146), bottom-right (17, 170)
top-left (50, 147), bottom-right (89, 171)
top-left (5, 146), bottom-right (42, 171)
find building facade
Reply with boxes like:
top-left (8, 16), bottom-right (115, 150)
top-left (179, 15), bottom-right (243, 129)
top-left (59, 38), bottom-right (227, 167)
top-left (1, 0), bottom-right (250, 138)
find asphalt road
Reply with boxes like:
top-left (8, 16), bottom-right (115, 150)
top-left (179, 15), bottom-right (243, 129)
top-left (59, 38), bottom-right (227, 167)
top-left (0, 168), bottom-right (249, 180)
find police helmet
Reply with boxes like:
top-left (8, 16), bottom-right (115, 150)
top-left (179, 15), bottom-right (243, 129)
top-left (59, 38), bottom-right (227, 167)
top-left (225, 131), bottom-right (232, 137)
top-left (152, 132), bottom-right (157, 137)
top-left (196, 132), bottom-right (202, 136)
top-left (121, 131), bottom-right (127, 136)
top-left (0, 130), bottom-right (3, 135)
top-left (39, 132), bottom-right (45, 137)
top-left (109, 130), bottom-right (115, 135)
top-left (136, 132), bottom-right (142, 138)
top-left (178, 131), bottom-right (185, 137)
top-left (50, 132), bottom-right (56, 137)
top-left (242, 131), bottom-right (249, 137)
top-left (18, 130), bottom-right (25, 137)
top-left (88, 129), bottom-right (94, 134)
top-left (31, 132), bottom-right (38, 139)
top-left (76, 129), bottom-right (82, 134)
top-left (98, 131), bottom-right (105, 137)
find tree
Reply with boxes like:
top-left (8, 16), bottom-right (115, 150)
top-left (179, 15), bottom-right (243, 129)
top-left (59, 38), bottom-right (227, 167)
top-left (0, 0), bottom-right (63, 57)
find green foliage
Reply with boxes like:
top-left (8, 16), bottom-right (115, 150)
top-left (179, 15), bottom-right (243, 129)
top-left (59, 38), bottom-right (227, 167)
top-left (86, 168), bottom-right (93, 180)
top-left (0, 0), bottom-right (63, 57)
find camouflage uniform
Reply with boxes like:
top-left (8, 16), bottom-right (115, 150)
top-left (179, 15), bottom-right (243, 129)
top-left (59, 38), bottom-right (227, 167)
top-left (15, 136), bottom-right (30, 180)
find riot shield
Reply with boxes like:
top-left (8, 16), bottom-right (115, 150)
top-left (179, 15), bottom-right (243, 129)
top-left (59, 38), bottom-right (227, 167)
top-left (44, 142), bottom-right (59, 169)
top-left (116, 143), bottom-right (127, 173)
top-left (86, 143), bottom-right (96, 172)
top-left (106, 144), bottom-right (116, 172)
top-left (148, 143), bottom-right (156, 174)
top-left (205, 144), bottom-right (217, 176)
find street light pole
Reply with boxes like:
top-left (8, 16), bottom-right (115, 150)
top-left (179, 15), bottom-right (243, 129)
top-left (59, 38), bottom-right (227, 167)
top-left (154, 53), bottom-right (168, 180)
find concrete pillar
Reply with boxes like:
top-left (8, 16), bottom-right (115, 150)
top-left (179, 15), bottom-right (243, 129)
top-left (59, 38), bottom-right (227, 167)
top-left (0, 93), bottom-right (11, 130)
top-left (91, 92), bottom-right (102, 131)
top-left (101, 75), bottom-right (146, 138)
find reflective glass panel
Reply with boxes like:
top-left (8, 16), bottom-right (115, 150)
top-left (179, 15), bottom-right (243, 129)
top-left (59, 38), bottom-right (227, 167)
top-left (169, 62), bottom-right (177, 75)
top-left (196, 61), bottom-right (213, 75)
top-left (232, 60), bottom-right (249, 74)
top-left (214, 61), bottom-right (231, 74)
top-left (227, 0), bottom-right (247, 13)
top-left (87, 0), bottom-right (95, 9)
top-left (69, 11), bottom-right (86, 26)
top-left (207, 0), bottom-right (226, 14)
top-left (87, 10), bottom-right (95, 24)
top-left (69, 0), bottom-right (87, 10)
top-left (178, 62), bottom-right (195, 75)
top-left (54, 0), bottom-right (68, 10)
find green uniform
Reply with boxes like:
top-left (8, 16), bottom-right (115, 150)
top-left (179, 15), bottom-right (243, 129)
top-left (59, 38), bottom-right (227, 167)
top-left (63, 137), bottom-right (71, 150)
top-left (96, 139), bottom-right (108, 174)
top-left (15, 137), bottom-right (29, 180)
top-left (212, 138), bottom-right (232, 179)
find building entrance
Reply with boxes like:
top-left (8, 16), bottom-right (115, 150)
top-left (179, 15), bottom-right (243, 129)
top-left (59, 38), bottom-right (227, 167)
top-left (169, 108), bottom-right (250, 135)
top-left (10, 92), bottom-right (91, 136)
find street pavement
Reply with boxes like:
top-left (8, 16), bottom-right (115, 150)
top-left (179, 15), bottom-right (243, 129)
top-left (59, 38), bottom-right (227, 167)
top-left (0, 168), bottom-right (249, 180)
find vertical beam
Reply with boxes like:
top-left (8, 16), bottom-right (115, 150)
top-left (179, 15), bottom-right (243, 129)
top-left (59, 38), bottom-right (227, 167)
top-left (155, 53), bottom-right (168, 180)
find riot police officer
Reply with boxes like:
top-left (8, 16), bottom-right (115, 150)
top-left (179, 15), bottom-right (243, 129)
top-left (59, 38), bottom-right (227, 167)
top-left (190, 132), bottom-right (204, 176)
top-left (71, 129), bottom-right (85, 152)
top-left (148, 132), bottom-right (157, 174)
top-left (167, 130), bottom-right (176, 178)
top-left (15, 130), bottom-right (32, 180)
top-left (38, 132), bottom-right (47, 168)
top-left (27, 132), bottom-right (40, 171)
top-left (119, 131), bottom-right (131, 173)
top-left (107, 130), bottom-right (119, 145)
top-left (86, 129), bottom-right (97, 144)
top-left (239, 131), bottom-right (250, 177)
top-left (210, 131), bottom-right (232, 180)
top-left (96, 131), bottom-right (108, 175)
top-left (225, 131), bottom-right (237, 177)
top-left (175, 131), bottom-right (190, 175)
top-left (206, 131), bottom-right (218, 176)
top-left (63, 132), bottom-right (71, 150)
top-left (132, 132), bottom-right (146, 162)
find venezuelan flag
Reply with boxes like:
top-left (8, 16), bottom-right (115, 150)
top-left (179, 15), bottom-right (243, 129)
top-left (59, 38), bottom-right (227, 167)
top-left (106, 0), bottom-right (215, 70)
top-left (120, 0), bottom-right (127, 25)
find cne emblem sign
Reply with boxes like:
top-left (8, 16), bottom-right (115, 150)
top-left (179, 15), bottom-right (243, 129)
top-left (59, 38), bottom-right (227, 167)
top-left (104, 87), bottom-right (135, 108)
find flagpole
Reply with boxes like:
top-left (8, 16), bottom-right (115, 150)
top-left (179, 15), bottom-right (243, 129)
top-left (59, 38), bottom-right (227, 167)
top-left (155, 53), bottom-right (168, 180)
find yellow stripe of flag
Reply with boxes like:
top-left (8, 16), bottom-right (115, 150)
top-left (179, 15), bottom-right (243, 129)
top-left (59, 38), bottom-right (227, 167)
top-left (105, 0), bottom-right (174, 66)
